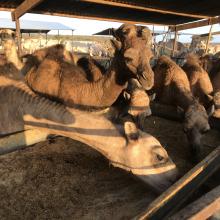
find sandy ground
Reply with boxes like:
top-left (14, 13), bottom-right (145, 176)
top-left (0, 116), bottom-right (219, 219)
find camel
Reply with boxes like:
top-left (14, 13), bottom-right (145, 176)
top-left (206, 58), bottom-right (220, 118)
top-left (195, 55), bottom-right (220, 117)
top-left (22, 24), bottom-right (154, 110)
top-left (0, 29), bottom-right (23, 80)
top-left (0, 75), bottom-right (178, 192)
top-left (153, 56), bottom-right (210, 161)
top-left (182, 53), bottom-right (214, 109)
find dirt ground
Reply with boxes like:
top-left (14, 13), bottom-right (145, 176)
top-left (0, 116), bottom-right (219, 220)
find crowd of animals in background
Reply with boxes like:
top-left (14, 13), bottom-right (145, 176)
top-left (0, 24), bottom-right (220, 193)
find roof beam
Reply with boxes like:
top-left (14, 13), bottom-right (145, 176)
top-left (38, 11), bottom-right (170, 26)
top-left (200, 31), bottom-right (220, 37)
top-left (80, 0), bottom-right (209, 19)
top-left (170, 16), bottom-right (220, 31)
top-left (11, 0), bottom-right (45, 21)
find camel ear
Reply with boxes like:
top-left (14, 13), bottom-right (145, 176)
top-left (123, 91), bottom-right (131, 100)
top-left (124, 121), bottom-right (139, 141)
top-left (149, 93), bottom-right (156, 101)
top-left (111, 39), bottom-right (122, 51)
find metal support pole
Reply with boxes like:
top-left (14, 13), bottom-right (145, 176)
top-left (57, 29), bottom-right (60, 44)
top-left (205, 24), bottom-right (213, 54)
top-left (172, 28), bottom-right (178, 57)
top-left (72, 29), bottom-right (74, 52)
top-left (15, 17), bottom-right (22, 57)
top-left (151, 25), bottom-right (154, 48)
top-left (46, 33), bottom-right (48, 46)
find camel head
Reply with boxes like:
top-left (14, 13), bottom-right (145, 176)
top-left (0, 29), bottom-right (15, 41)
top-left (183, 101), bottom-right (210, 161)
top-left (112, 24), bottom-right (154, 90)
top-left (112, 118), bottom-right (179, 193)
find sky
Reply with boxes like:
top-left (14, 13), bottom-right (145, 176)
top-left (1, 10), bottom-right (220, 43)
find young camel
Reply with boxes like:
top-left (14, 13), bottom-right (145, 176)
top-left (0, 75), bottom-right (178, 193)
top-left (182, 53), bottom-right (214, 109)
top-left (153, 56), bottom-right (210, 161)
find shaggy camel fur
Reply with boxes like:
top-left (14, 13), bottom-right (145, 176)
top-left (153, 55), bottom-right (210, 161)
top-left (182, 54), bottom-right (214, 109)
top-left (0, 75), bottom-right (178, 192)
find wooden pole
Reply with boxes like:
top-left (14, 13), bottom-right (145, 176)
top-left (172, 28), bottom-right (178, 57)
top-left (15, 17), bottom-right (22, 57)
top-left (205, 24), bottom-right (213, 54)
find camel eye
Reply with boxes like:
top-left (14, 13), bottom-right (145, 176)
top-left (156, 154), bottom-right (164, 162)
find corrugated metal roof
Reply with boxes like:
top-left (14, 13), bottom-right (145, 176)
top-left (0, 0), bottom-right (220, 26)
top-left (0, 18), bottom-right (73, 33)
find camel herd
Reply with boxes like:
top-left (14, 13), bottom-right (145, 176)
top-left (0, 24), bottom-right (219, 193)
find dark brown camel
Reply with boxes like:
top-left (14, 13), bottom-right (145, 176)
top-left (182, 53), bottom-right (214, 109)
top-left (153, 55), bottom-right (210, 161)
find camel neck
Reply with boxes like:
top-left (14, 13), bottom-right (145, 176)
top-left (23, 110), bottom-right (126, 162)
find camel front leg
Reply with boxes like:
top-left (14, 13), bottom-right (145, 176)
top-left (0, 129), bottom-right (50, 155)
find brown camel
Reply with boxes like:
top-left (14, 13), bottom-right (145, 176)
top-left (23, 24), bottom-right (153, 110)
top-left (207, 58), bottom-right (220, 118)
top-left (0, 75), bottom-right (178, 192)
top-left (182, 53), bottom-right (214, 109)
top-left (153, 55), bottom-right (210, 161)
